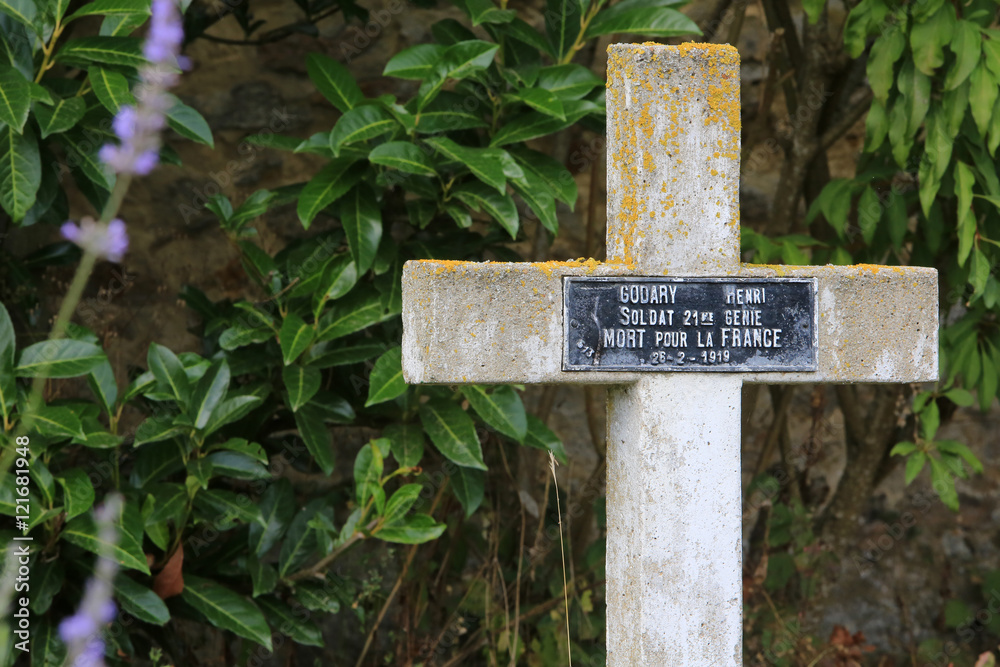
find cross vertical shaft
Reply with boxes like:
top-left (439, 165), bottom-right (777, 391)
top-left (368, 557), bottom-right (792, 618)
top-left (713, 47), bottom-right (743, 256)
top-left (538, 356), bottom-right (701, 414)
top-left (604, 43), bottom-right (743, 665)
top-left (606, 375), bottom-right (742, 664)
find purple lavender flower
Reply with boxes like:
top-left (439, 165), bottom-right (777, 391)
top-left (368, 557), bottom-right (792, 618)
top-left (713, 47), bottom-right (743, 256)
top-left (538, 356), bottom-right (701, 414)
top-left (61, 217), bottom-right (129, 262)
top-left (99, 0), bottom-right (184, 175)
top-left (75, 640), bottom-right (106, 667)
top-left (59, 613), bottom-right (97, 642)
top-left (58, 599), bottom-right (114, 667)
top-left (99, 599), bottom-right (116, 624)
top-left (144, 0), bottom-right (185, 62)
top-left (57, 496), bottom-right (123, 667)
top-left (58, 611), bottom-right (98, 642)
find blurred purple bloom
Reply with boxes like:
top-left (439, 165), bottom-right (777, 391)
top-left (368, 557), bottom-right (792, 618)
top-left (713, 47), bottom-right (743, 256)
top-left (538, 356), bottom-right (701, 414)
top-left (99, 600), bottom-right (117, 624)
top-left (58, 612), bottom-right (97, 642)
top-left (58, 601), bottom-right (112, 667)
top-left (99, 0), bottom-right (184, 175)
top-left (144, 0), bottom-right (185, 62)
top-left (133, 150), bottom-right (160, 175)
top-left (111, 107), bottom-right (136, 140)
top-left (56, 497), bottom-right (122, 667)
top-left (58, 614), bottom-right (106, 667)
top-left (75, 640), bottom-right (106, 667)
top-left (81, 647), bottom-right (104, 667)
top-left (61, 217), bottom-right (129, 263)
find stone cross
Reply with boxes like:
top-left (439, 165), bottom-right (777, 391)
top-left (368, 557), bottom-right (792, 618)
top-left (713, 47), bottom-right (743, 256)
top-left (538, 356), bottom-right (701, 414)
top-left (400, 43), bottom-right (938, 665)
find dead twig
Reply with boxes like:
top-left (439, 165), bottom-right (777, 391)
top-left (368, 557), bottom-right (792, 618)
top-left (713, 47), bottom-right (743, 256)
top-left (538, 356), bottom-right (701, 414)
top-left (550, 454), bottom-right (572, 667)
top-left (752, 385), bottom-right (796, 478)
top-left (497, 444), bottom-right (525, 667)
top-left (438, 579), bottom-right (606, 667)
top-left (354, 544), bottom-right (420, 667)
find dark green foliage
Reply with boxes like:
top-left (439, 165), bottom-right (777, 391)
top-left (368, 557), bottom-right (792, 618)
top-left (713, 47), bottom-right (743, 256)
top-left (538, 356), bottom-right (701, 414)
top-left (0, 0), bottom-right (700, 662)
top-left (0, 0), bottom-right (215, 346)
top-left (739, 0), bottom-right (994, 511)
top-left (0, 1), bottom-right (212, 227)
top-left (819, 0), bottom-right (1000, 373)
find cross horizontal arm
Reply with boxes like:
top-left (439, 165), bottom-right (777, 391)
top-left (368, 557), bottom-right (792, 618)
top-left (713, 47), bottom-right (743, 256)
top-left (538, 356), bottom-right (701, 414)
top-left (401, 259), bottom-right (938, 385)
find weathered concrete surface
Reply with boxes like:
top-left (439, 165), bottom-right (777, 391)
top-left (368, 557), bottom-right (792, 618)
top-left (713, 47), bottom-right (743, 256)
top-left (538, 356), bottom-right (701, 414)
top-left (401, 261), bottom-right (939, 386)
top-left (606, 43), bottom-right (740, 275)
top-left (606, 374), bottom-right (742, 665)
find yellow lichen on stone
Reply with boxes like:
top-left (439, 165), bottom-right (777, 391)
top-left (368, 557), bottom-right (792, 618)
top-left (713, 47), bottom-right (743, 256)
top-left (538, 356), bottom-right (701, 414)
top-left (607, 42), bottom-right (741, 268)
top-left (643, 150), bottom-right (655, 172)
top-left (535, 257), bottom-right (605, 276)
top-left (412, 259), bottom-right (484, 275)
top-left (607, 46), bottom-right (650, 267)
top-left (753, 263), bottom-right (792, 276)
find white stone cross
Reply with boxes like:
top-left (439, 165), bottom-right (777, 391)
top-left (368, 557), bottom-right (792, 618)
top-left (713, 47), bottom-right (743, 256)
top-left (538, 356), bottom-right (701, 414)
top-left (400, 43), bottom-right (938, 665)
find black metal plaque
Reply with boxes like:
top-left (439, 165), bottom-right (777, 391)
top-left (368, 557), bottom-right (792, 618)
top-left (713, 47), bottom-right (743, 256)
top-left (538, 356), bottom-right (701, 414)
top-left (563, 277), bottom-right (817, 372)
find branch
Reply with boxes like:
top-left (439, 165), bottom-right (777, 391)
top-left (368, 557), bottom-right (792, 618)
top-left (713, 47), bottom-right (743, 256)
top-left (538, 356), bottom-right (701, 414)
top-left (699, 0), bottom-right (738, 42)
top-left (288, 471), bottom-right (449, 584)
top-left (724, 0), bottom-right (749, 46)
top-left (583, 386), bottom-right (605, 457)
top-left (354, 544), bottom-right (420, 667)
top-left (833, 384), bottom-right (865, 449)
top-left (759, 0), bottom-right (800, 112)
top-left (818, 88), bottom-right (874, 153)
top-left (866, 384), bottom-right (903, 446)
top-left (742, 29), bottom-right (788, 162)
top-left (197, 7), bottom-right (341, 46)
top-left (284, 526), bottom-right (368, 582)
top-left (425, 562), bottom-right (492, 660)
top-left (437, 578), bottom-right (607, 667)
top-left (820, 385), bottom-right (904, 547)
top-left (753, 385), bottom-right (795, 477)
top-left (771, 0), bottom-right (804, 73)
top-left (496, 444), bottom-right (525, 667)
top-left (763, 12), bottom-right (836, 234)
top-left (775, 400), bottom-right (801, 505)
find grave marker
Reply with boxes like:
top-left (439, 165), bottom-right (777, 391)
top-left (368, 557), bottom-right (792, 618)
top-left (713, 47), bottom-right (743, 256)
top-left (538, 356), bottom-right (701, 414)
top-left (401, 43), bottom-right (938, 665)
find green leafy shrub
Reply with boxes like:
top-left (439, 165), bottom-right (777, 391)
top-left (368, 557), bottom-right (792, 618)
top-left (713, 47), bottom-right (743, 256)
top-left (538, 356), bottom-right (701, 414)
top-left (739, 0), bottom-right (994, 509)
top-left (0, 0), bottom-right (699, 663)
top-left (0, 0), bottom-right (212, 227)
top-left (818, 0), bottom-right (1000, 403)
top-left (0, 300), bottom-right (450, 660)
